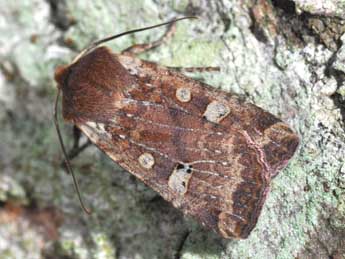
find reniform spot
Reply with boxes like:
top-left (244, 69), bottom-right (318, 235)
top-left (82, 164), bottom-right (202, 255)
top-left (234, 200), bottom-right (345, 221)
top-left (168, 163), bottom-right (193, 194)
top-left (203, 101), bottom-right (230, 123)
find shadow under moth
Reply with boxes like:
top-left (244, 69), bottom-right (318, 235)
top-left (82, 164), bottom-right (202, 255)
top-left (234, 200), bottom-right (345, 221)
top-left (54, 17), bottom-right (299, 239)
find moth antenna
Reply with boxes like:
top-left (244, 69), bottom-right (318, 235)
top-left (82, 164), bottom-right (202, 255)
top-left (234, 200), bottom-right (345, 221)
top-left (73, 16), bottom-right (198, 62)
top-left (53, 89), bottom-right (92, 214)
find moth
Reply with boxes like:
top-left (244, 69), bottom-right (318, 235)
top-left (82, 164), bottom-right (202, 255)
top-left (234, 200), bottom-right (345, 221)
top-left (54, 17), bottom-right (299, 239)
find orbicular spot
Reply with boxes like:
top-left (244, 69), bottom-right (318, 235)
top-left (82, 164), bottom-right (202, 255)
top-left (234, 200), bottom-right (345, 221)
top-left (176, 88), bottom-right (192, 102)
top-left (138, 153), bottom-right (155, 169)
top-left (203, 101), bottom-right (230, 123)
top-left (168, 163), bottom-right (193, 194)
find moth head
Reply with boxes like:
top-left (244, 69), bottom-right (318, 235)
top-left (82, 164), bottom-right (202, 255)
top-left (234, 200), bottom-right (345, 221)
top-left (53, 62), bottom-right (92, 215)
top-left (54, 16), bottom-right (197, 92)
top-left (54, 64), bottom-right (70, 89)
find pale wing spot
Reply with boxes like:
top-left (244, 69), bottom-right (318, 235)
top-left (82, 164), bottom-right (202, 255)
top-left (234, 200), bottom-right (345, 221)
top-left (138, 153), bottom-right (155, 169)
top-left (117, 55), bottom-right (142, 76)
top-left (203, 101), bottom-right (230, 123)
top-left (128, 69), bottom-right (138, 75)
top-left (168, 163), bottom-right (193, 194)
top-left (110, 118), bottom-right (118, 123)
top-left (176, 88), bottom-right (192, 103)
top-left (97, 123), bottom-right (107, 132)
top-left (79, 124), bottom-right (100, 143)
top-left (84, 121), bottom-right (111, 139)
top-left (85, 121), bottom-right (97, 128)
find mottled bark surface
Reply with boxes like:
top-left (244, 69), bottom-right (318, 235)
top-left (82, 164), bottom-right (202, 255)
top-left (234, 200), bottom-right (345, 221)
top-left (0, 1), bottom-right (345, 259)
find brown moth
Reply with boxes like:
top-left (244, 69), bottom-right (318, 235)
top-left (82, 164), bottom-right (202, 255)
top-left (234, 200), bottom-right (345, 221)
top-left (54, 17), bottom-right (299, 239)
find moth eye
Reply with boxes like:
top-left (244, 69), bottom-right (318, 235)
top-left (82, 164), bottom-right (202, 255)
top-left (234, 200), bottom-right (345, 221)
top-left (138, 153), bottom-right (155, 169)
top-left (203, 101), bottom-right (230, 123)
top-left (176, 88), bottom-right (192, 102)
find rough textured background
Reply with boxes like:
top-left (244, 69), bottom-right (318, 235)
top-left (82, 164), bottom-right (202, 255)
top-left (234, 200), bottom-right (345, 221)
top-left (1, 0), bottom-right (345, 258)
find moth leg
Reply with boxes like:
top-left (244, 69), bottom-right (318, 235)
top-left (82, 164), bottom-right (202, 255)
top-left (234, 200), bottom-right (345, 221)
top-left (167, 66), bottom-right (221, 73)
top-left (66, 139), bottom-right (92, 162)
top-left (121, 22), bottom-right (176, 55)
top-left (60, 126), bottom-right (92, 167)
top-left (175, 230), bottom-right (191, 259)
top-left (72, 125), bottom-right (82, 150)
